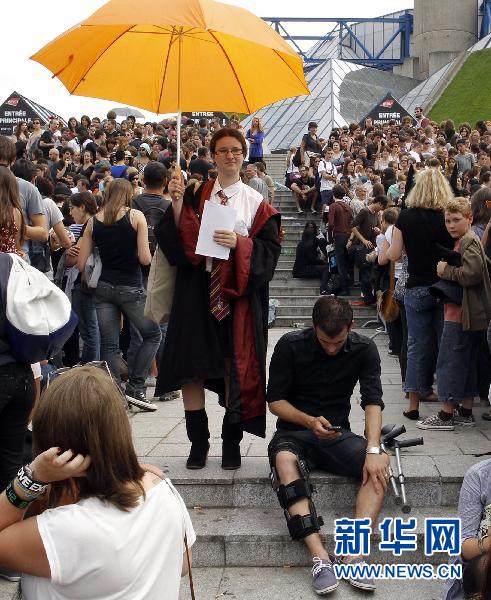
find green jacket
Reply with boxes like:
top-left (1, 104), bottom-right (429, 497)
top-left (442, 230), bottom-right (491, 331)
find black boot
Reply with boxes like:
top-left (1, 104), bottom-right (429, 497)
top-left (185, 409), bottom-right (210, 470)
top-left (221, 413), bottom-right (243, 470)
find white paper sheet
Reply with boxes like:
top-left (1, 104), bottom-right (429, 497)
top-left (195, 200), bottom-right (237, 260)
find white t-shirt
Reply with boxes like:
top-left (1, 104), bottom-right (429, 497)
top-left (21, 478), bottom-right (195, 600)
top-left (205, 178), bottom-right (262, 271)
top-left (385, 225), bottom-right (402, 279)
top-left (318, 160), bottom-right (337, 191)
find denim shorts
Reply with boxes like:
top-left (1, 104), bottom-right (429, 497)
top-left (436, 321), bottom-right (480, 404)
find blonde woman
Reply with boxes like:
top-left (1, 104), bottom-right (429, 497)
top-left (387, 167), bottom-right (454, 420)
top-left (246, 117), bottom-right (264, 163)
top-left (78, 179), bottom-right (161, 410)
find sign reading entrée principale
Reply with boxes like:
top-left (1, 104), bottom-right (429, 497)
top-left (181, 111), bottom-right (229, 127)
top-left (359, 93), bottom-right (416, 128)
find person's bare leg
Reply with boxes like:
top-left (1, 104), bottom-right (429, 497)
top-left (291, 187), bottom-right (303, 213)
top-left (406, 391), bottom-right (420, 412)
top-left (275, 451), bottom-right (328, 559)
top-left (344, 478), bottom-right (385, 563)
top-left (182, 382), bottom-right (205, 410)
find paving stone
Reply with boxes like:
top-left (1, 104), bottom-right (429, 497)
top-left (131, 418), bottom-right (179, 438)
top-left (180, 567), bottom-right (444, 600)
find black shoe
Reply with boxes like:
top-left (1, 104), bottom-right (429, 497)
top-left (125, 388), bottom-right (157, 412)
top-left (186, 442), bottom-right (210, 469)
top-left (222, 441), bottom-right (241, 470)
top-left (403, 409), bottom-right (420, 420)
top-left (482, 412), bottom-right (491, 421)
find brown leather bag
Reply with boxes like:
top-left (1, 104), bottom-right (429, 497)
top-left (378, 260), bottom-right (400, 322)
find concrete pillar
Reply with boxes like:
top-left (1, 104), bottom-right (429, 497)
top-left (412, 0), bottom-right (478, 79)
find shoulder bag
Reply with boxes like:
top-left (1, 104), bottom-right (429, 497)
top-left (377, 260), bottom-right (400, 322)
top-left (144, 247), bottom-right (176, 324)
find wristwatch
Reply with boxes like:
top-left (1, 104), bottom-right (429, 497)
top-left (366, 446), bottom-right (387, 455)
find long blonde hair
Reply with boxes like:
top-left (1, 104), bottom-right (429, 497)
top-left (101, 178), bottom-right (133, 225)
top-left (406, 167), bottom-right (453, 210)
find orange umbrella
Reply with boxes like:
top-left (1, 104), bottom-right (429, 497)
top-left (31, 0), bottom-right (309, 116)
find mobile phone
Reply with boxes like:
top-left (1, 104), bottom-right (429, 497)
top-left (326, 426), bottom-right (342, 432)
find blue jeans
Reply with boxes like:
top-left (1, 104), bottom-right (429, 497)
top-left (71, 284), bottom-right (100, 364)
top-left (320, 190), bottom-right (333, 206)
top-left (404, 286), bottom-right (443, 395)
top-left (94, 281), bottom-right (161, 392)
top-left (436, 321), bottom-right (480, 404)
top-left (334, 234), bottom-right (350, 291)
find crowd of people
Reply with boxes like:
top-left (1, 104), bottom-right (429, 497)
top-left (0, 106), bottom-right (490, 599)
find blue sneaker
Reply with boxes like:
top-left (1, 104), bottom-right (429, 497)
top-left (311, 557), bottom-right (339, 595)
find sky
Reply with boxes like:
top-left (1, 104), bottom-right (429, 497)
top-left (1, 0), bottom-right (414, 123)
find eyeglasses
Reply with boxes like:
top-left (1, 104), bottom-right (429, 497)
top-left (214, 148), bottom-right (243, 156)
top-left (33, 121), bottom-right (40, 125)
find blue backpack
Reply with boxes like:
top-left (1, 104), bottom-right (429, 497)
top-left (0, 253), bottom-right (78, 364)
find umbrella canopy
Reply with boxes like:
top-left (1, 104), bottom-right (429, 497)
top-left (110, 107), bottom-right (145, 119)
top-left (30, 0), bottom-right (309, 115)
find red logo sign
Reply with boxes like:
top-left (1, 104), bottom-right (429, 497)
top-left (381, 99), bottom-right (395, 108)
top-left (6, 97), bottom-right (20, 107)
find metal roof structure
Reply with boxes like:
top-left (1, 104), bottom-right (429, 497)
top-left (243, 61), bottom-right (418, 151)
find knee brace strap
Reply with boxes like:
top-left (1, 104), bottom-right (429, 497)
top-left (278, 478), bottom-right (312, 509)
top-left (286, 505), bottom-right (324, 541)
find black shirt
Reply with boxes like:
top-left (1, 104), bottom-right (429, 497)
top-left (92, 211), bottom-right (142, 287)
top-left (351, 208), bottom-right (379, 243)
top-left (266, 328), bottom-right (384, 431)
top-left (302, 133), bottom-right (322, 154)
top-left (40, 130), bottom-right (55, 158)
top-left (188, 158), bottom-right (213, 180)
top-left (396, 208), bottom-right (453, 288)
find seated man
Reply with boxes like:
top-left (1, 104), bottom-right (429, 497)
top-left (267, 296), bottom-right (389, 595)
top-left (291, 166), bottom-right (318, 214)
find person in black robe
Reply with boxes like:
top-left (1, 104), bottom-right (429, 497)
top-left (154, 128), bottom-right (281, 470)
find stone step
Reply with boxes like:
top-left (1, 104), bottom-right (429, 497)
top-left (276, 305), bottom-right (377, 318)
top-left (273, 315), bottom-right (379, 328)
top-left (271, 296), bottom-right (369, 308)
top-left (165, 454), bottom-right (457, 512)
top-left (184, 506), bottom-right (458, 568)
top-left (179, 566), bottom-right (444, 599)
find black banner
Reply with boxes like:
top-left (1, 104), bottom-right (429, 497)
top-left (359, 93), bottom-right (416, 128)
top-left (0, 91), bottom-right (65, 136)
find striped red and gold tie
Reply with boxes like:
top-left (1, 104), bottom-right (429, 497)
top-left (210, 190), bottom-right (231, 321)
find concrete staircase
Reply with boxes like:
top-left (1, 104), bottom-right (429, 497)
top-left (263, 155), bottom-right (379, 328)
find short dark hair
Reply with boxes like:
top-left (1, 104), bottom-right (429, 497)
top-left (308, 122), bottom-right (318, 130)
top-left (143, 160), bottom-right (168, 188)
top-left (11, 158), bottom-right (37, 182)
top-left (372, 195), bottom-right (389, 209)
top-left (312, 296), bottom-right (353, 337)
top-left (70, 191), bottom-right (98, 215)
top-left (114, 149), bottom-right (125, 161)
top-left (332, 184), bottom-right (346, 199)
top-left (35, 176), bottom-right (54, 198)
top-left (78, 178), bottom-right (90, 189)
top-left (197, 146), bottom-right (208, 158)
top-left (209, 127), bottom-right (247, 156)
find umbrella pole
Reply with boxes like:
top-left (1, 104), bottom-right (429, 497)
top-left (176, 27), bottom-right (182, 173)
